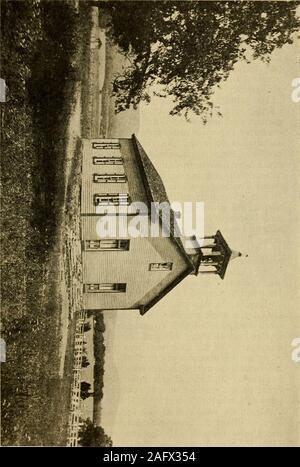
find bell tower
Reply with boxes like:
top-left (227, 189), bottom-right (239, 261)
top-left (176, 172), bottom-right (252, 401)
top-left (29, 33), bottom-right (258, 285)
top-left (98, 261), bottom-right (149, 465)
top-left (198, 230), bottom-right (242, 279)
top-left (182, 230), bottom-right (242, 278)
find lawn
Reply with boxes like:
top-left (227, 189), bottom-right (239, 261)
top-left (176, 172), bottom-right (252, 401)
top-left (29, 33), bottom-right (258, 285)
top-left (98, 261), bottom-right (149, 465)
top-left (0, 0), bottom-right (92, 446)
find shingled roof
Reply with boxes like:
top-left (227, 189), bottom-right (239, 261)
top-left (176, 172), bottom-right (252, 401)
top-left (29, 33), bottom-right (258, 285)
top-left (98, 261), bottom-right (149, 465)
top-left (131, 135), bottom-right (196, 314)
top-left (132, 134), bottom-right (194, 269)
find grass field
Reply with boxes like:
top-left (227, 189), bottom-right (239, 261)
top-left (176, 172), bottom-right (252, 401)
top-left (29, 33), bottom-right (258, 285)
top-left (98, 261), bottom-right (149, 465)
top-left (0, 0), bottom-right (92, 446)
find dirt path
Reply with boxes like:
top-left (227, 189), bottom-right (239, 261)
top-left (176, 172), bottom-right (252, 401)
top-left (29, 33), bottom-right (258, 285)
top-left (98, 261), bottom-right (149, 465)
top-left (60, 6), bottom-right (107, 439)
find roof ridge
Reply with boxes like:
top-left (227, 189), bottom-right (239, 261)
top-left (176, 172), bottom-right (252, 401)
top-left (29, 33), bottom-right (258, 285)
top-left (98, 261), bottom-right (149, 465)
top-left (131, 134), bottom-right (195, 271)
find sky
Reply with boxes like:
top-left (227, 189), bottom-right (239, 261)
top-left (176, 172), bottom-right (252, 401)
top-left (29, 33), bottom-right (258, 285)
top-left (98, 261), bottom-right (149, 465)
top-left (101, 38), bottom-right (300, 446)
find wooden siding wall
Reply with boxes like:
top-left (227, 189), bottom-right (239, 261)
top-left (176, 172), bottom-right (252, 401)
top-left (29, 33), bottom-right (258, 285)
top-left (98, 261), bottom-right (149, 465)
top-left (82, 234), bottom-right (187, 310)
top-left (80, 138), bottom-right (188, 311)
top-left (81, 138), bottom-right (148, 216)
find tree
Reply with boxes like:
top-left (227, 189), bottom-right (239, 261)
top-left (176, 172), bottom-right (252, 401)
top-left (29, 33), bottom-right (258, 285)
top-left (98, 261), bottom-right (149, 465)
top-left (81, 355), bottom-right (90, 368)
top-left (80, 381), bottom-right (93, 400)
top-left (78, 419), bottom-right (113, 447)
top-left (83, 321), bottom-right (91, 333)
top-left (82, 342), bottom-right (87, 355)
top-left (99, 0), bottom-right (300, 122)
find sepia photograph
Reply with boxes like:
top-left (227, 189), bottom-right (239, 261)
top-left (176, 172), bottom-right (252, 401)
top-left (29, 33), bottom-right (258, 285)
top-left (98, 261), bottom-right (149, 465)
top-left (1, 0), bottom-right (300, 449)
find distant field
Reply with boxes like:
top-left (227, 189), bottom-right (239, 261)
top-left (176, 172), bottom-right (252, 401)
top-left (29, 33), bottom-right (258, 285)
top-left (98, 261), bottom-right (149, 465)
top-left (0, 0), bottom-right (92, 446)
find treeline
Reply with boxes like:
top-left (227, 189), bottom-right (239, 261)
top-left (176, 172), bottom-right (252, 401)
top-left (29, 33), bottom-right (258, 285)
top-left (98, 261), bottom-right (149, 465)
top-left (92, 312), bottom-right (106, 404)
top-left (85, 311), bottom-right (106, 422)
top-left (78, 418), bottom-right (112, 447)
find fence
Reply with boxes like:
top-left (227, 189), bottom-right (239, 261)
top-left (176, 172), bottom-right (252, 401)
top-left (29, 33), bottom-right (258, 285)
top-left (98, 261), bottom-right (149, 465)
top-left (66, 310), bottom-right (86, 447)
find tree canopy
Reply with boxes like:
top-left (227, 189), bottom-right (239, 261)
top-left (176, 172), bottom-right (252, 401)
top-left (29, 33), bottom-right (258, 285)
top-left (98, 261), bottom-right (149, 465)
top-left (81, 355), bottom-right (90, 368)
top-left (78, 419), bottom-right (113, 447)
top-left (100, 0), bottom-right (300, 122)
top-left (83, 321), bottom-right (91, 332)
top-left (80, 381), bottom-right (93, 400)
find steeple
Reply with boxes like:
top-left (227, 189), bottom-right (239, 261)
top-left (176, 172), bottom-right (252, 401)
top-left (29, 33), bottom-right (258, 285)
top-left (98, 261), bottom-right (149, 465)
top-left (183, 231), bottom-right (242, 279)
top-left (198, 230), bottom-right (242, 279)
top-left (230, 250), bottom-right (242, 261)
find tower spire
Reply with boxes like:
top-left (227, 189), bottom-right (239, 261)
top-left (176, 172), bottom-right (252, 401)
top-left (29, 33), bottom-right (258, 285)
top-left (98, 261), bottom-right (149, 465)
top-left (197, 230), bottom-right (242, 279)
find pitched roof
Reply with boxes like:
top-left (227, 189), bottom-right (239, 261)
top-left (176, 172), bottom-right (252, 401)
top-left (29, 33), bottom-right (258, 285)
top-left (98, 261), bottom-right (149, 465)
top-left (215, 230), bottom-right (241, 279)
top-left (131, 134), bottom-right (195, 314)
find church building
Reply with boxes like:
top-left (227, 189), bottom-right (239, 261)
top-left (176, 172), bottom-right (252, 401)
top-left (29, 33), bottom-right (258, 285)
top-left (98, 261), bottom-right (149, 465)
top-left (80, 135), bottom-right (241, 315)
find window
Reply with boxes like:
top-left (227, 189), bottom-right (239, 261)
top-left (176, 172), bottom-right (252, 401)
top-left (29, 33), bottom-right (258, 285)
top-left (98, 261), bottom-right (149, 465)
top-left (149, 262), bottom-right (173, 271)
top-left (93, 174), bottom-right (127, 183)
top-left (84, 283), bottom-right (126, 293)
top-left (92, 142), bottom-right (120, 149)
top-left (93, 156), bottom-right (123, 165)
top-left (94, 193), bottom-right (130, 206)
top-left (84, 239), bottom-right (130, 251)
